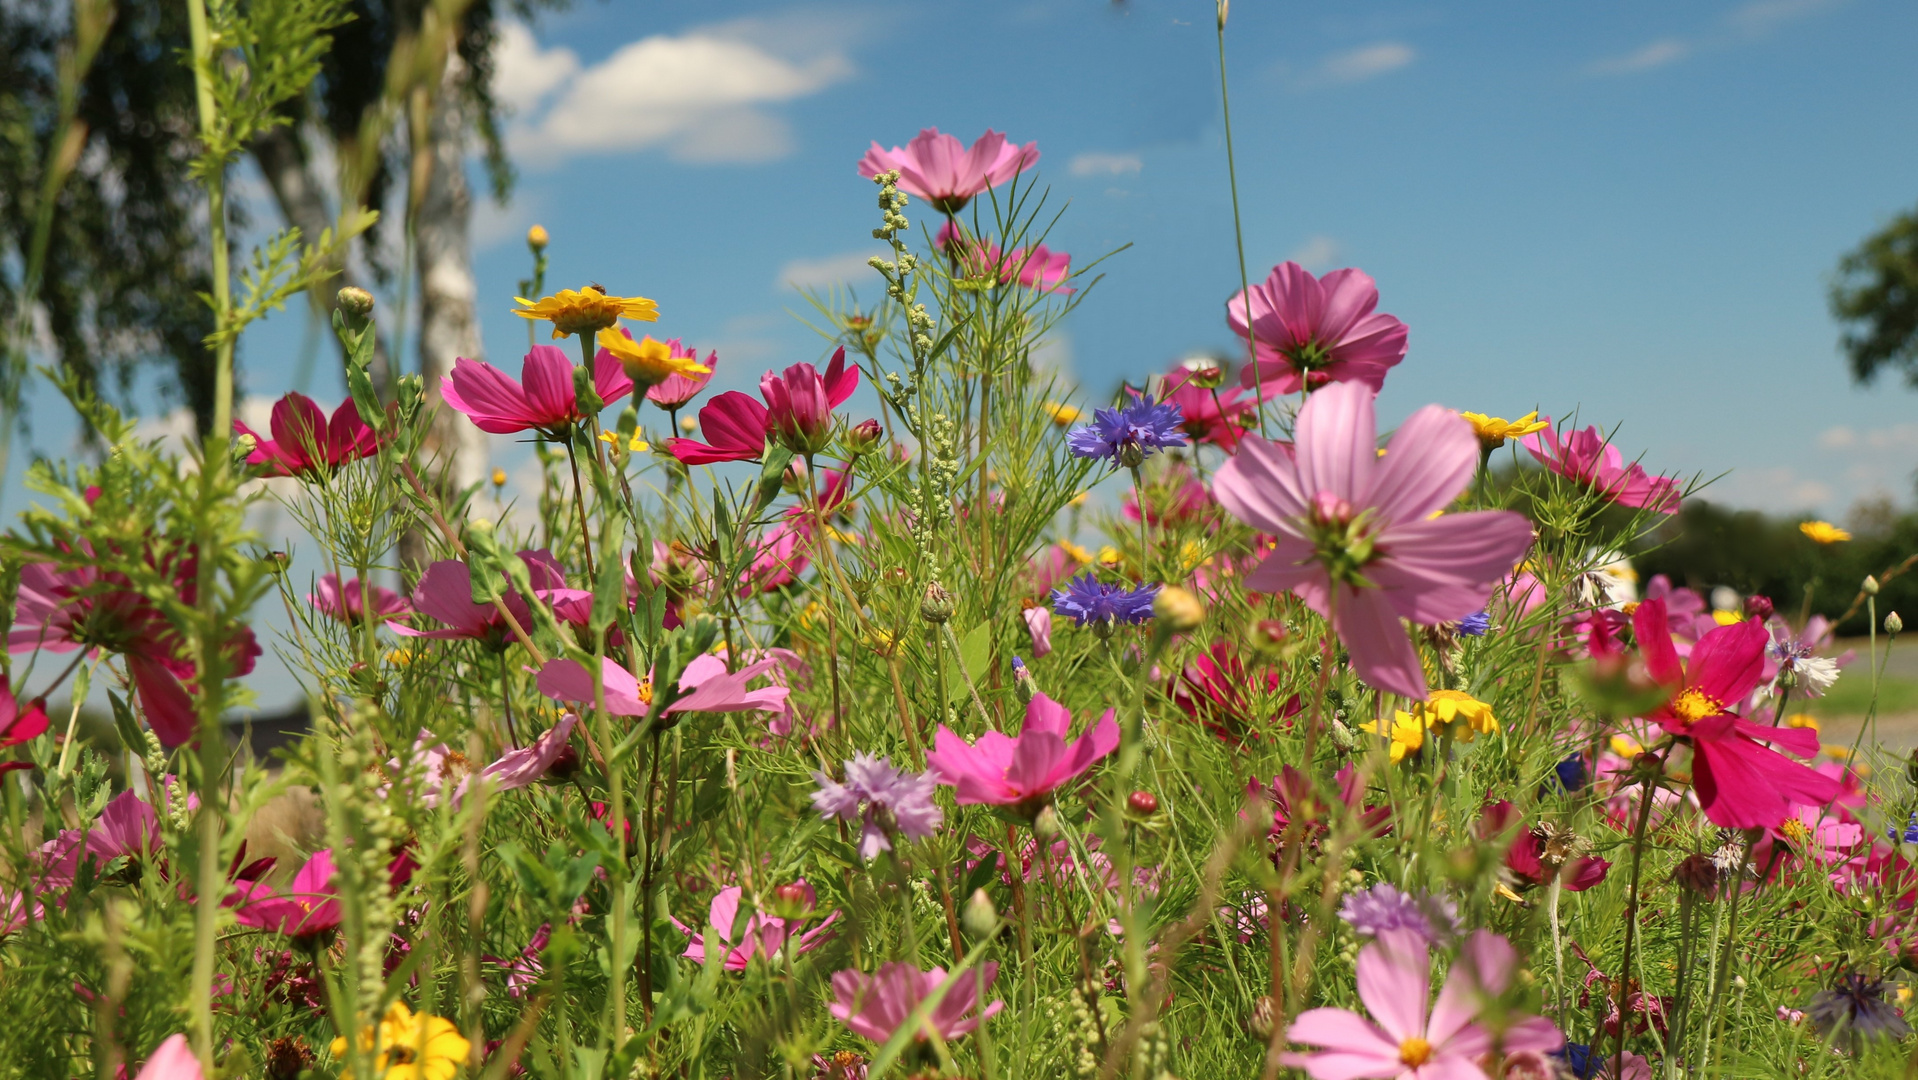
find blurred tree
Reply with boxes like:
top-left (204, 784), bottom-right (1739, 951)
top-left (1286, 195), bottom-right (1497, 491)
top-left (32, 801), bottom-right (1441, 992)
top-left (1832, 205), bottom-right (1918, 385)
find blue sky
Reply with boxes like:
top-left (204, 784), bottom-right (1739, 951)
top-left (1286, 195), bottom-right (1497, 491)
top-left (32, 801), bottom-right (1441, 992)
top-left (9, 0), bottom-right (1918, 710)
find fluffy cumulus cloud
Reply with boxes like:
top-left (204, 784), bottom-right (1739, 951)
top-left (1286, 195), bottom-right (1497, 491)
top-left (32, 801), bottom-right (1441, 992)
top-left (1287, 235), bottom-right (1341, 272)
top-left (497, 18), bottom-right (853, 165)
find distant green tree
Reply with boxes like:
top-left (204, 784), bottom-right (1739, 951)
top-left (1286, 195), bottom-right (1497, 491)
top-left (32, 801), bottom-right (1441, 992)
top-left (1832, 205), bottom-right (1918, 385)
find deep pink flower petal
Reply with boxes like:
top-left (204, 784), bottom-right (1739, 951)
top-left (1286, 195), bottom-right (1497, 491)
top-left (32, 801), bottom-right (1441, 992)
top-left (1631, 599), bottom-right (1685, 688)
top-left (1691, 735), bottom-right (1841, 829)
top-left (670, 391), bottom-right (769, 464)
top-left (822, 346), bottom-right (859, 407)
top-left (268, 393), bottom-right (328, 470)
top-left (127, 654), bottom-right (196, 748)
top-left (593, 346), bottom-right (634, 406)
top-left (1368, 406), bottom-right (1477, 524)
top-left (520, 345), bottom-right (578, 425)
top-left (1023, 693), bottom-right (1074, 739)
top-left (1686, 619), bottom-right (1768, 707)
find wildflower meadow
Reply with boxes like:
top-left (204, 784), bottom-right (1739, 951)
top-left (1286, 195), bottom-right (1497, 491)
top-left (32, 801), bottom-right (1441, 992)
top-left (5, 3), bottom-right (1918, 1080)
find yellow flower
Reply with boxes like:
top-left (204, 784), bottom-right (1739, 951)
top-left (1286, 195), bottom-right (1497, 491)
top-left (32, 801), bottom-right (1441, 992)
top-left (597, 430), bottom-right (650, 453)
top-left (1058, 540), bottom-right (1094, 566)
top-left (386, 648), bottom-right (419, 667)
top-left (1799, 520), bottom-right (1851, 544)
top-left (1711, 609), bottom-right (1744, 626)
top-left (1361, 712), bottom-right (1426, 763)
top-left (329, 1001), bottom-right (470, 1080)
top-left (596, 331), bottom-right (709, 388)
top-left (526, 224), bottom-right (549, 250)
top-left (1044, 401), bottom-right (1082, 426)
top-left (1417, 689), bottom-right (1498, 741)
top-left (1069, 491), bottom-right (1090, 508)
top-left (1177, 540), bottom-right (1205, 572)
top-left (1459, 411), bottom-right (1549, 449)
top-left (1096, 545), bottom-right (1122, 567)
top-left (513, 286), bottom-right (658, 338)
top-left (1785, 713), bottom-right (1820, 732)
top-left (1609, 733), bottom-right (1643, 758)
top-left (489, 468), bottom-right (507, 488)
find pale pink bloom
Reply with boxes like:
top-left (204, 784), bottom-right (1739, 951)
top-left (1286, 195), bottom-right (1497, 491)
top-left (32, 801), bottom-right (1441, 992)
top-left (1212, 381), bottom-right (1535, 699)
top-left (1520, 422), bottom-right (1680, 514)
top-left (1229, 262), bottom-right (1409, 395)
top-left (440, 344), bottom-right (633, 435)
top-left (675, 882), bottom-right (839, 970)
top-left (133, 1035), bottom-right (205, 1080)
top-left (230, 849), bottom-right (342, 939)
top-left (643, 339), bottom-right (719, 410)
top-left (536, 653), bottom-right (789, 718)
top-left (926, 692), bottom-right (1118, 819)
top-left (1022, 606), bottom-right (1053, 658)
top-left (937, 225), bottom-right (1074, 293)
top-left (307, 574), bottom-right (411, 627)
top-left (830, 961), bottom-right (1005, 1043)
top-left (409, 713), bottom-right (580, 808)
top-left (1284, 929), bottom-right (1562, 1078)
top-left (858, 128), bottom-right (1039, 213)
top-left (394, 552), bottom-right (589, 645)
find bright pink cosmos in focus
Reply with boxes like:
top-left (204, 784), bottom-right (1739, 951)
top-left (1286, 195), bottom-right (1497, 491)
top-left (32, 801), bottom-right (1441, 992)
top-left (1211, 381), bottom-right (1536, 700)
top-left (536, 652), bottom-right (789, 718)
top-left (440, 344), bottom-right (632, 435)
top-left (762, 348), bottom-right (860, 457)
top-left (830, 961), bottom-right (1004, 1043)
top-left (1633, 599), bottom-right (1840, 828)
top-left (857, 127), bottom-right (1039, 213)
top-left (1284, 928), bottom-right (1562, 1078)
top-left (234, 392), bottom-right (380, 478)
top-left (643, 339), bottom-right (719, 410)
top-left (231, 849), bottom-right (342, 938)
top-left (307, 573), bottom-right (410, 627)
top-left (675, 881), bottom-right (839, 970)
top-left (1520, 423), bottom-right (1680, 515)
top-left (1228, 262), bottom-right (1409, 396)
top-left (926, 692), bottom-right (1118, 819)
top-left (133, 1035), bottom-right (205, 1080)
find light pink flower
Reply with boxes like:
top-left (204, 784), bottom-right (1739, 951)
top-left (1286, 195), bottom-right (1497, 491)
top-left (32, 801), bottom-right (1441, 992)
top-left (1211, 381), bottom-right (1536, 699)
top-left (1520, 423), bottom-right (1680, 514)
top-left (36, 789), bottom-right (161, 889)
top-left (937, 226), bottom-right (1074, 293)
top-left (394, 552), bottom-right (589, 647)
top-left (230, 849), bottom-right (342, 939)
top-left (830, 961), bottom-right (1004, 1043)
top-left (536, 653), bottom-right (789, 718)
top-left (234, 392), bottom-right (381, 478)
top-left (1229, 262), bottom-right (1409, 395)
top-left (440, 344), bottom-right (633, 435)
top-left (307, 574), bottom-right (411, 627)
top-left (409, 713), bottom-right (580, 808)
top-left (645, 339), bottom-right (719, 411)
top-left (1022, 606), bottom-right (1053, 658)
top-left (926, 692), bottom-right (1118, 819)
top-left (133, 1035), bottom-right (205, 1080)
top-left (762, 348), bottom-right (860, 457)
top-left (1284, 929), bottom-right (1562, 1078)
top-left (858, 128), bottom-right (1039, 213)
top-left (675, 882), bottom-right (839, 970)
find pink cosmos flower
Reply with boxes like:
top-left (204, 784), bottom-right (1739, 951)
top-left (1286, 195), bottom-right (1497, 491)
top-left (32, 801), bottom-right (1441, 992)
top-left (1284, 928), bottom-right (1562, 1078)
top-left (668, 392), bottom-right (771, 465)
top-left (1481, 800), bottom-right (1611, 893)
top-left (937, 226), bottom-right (1075, 293)
top-left (536, 652), bottom-right (789, 718)
top-left (394, 552), bottom-right (590, 648)
top-left (409, 713), bottom-right (580, 808)
top-left (440, 344), bottom-right (633, 435)
top-left (234, 392), bottom-right (380, 478)
top-left (675, 881), bottom-right (839, 970)
top-left (926, 692), bottom-right (1119, 819)
top-left (1161, 365), bottom-right (1268, 451)
top-left (1022, 605), bottom-right (1053, 658)
top-left (1228, 262), bottom-right (1409, 396)
top-left (307, 574), bottom-right (411, 627)
top-left (830, 961), bottom-right (1005, 1043)
top-left (0, 677), bottom-right (47, 773)
top-left (857, 127), bottom-right (1039, 213)
top-left (231, 849), bottom-right (342, 939)
top-left (1122, 464), bottom-right (1214, 526)
top-left (742, 522), bottom-right (810, 595)
top-left (1633, 599), bottom-right (1840, 828)
top-left (645, 340), bottom-right (719, 411)
top-left (1211, 380), bottom-right (1536, 699)
top-left (35, 789), bottom-right (161, 891)
top-left (133, 1035), bottom-right (205, 1080)
top-left (762, 349), bottom-right (860, 457)
top-left (1169, 641), bottom-right (1300, 744)
top-left (1251, 763), bottom-right (1393, 844)
top-left (1520, 423), bottom-right (1680, 514)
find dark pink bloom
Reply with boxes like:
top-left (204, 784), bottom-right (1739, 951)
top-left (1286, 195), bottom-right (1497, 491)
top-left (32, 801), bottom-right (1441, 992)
top-left (644, 339), bottom-right (719, 410)
top-left (133, 1035), bottom-right (205, 1080)
top-left (830, 961), bottom-right (1004, 1043)
top-left (1159, 372), bottom-right (1261, 452)
top-left (675, 882), bottom-right (839, 970)
top-left (668, 391), bottom-right (771, 465)
top-left (535, 653), bottom-right (789, 718)
top-left (0, 677), bottom-right (47, 771)
top-left (439, 344), bottom-right (632, 435)
top-left (762, 348), bottom-right (860, 457)
top-left (1228, 262), bottom-right (1409, 395)
top-left (1481, 800), bottom-right (1611, 892)
top-left (1169, 641), bottom-right (1299, 744)
top-left (37, 789), bottom-right (160, 889)
top-left (234, 392), bottom-right (380, 478)
top-left (926, 692), bottom-right (1118, 819)
top-left (937, 226), bottom-right (1075, 293)
top-left (1250, 763), bottom-right (1392, 844)
top-left (307, 574), bottom-right (410, 627)
top-left (1212, 381), bottom-right (1536, 699)
top-left (742, 522), bottom-right (810, 595)
top-left (394, 552), bottom-right (589, 648)
top-left (231, 849), bottom-right (342, 938)
top-left (1122, 464), bottom-right (1214, 525)
top-left (1520, 423), bottom-right (1680, 514)
top-left (858, 127), bottom-right (1039, 213)
top-left (1633, 599), bottom-right (1840, 828)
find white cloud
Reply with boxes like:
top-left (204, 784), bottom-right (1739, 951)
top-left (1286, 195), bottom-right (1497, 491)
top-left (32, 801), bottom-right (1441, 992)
top-left (1713, 466), bottom-right (1834, 512)
top-left (1727, 0), bottom-right (1847, 36)
top-left (1818, 423), bottom-right (1918, 451)
top-left (1587, 38), bottom-right (1691, 76)
top-left (499, 20), bottom-right (853, 166)
top-left (1318, 42), bottom-right (1415, 84)
top-left (1287, 235), bottom-right (1341, 272)
top-left (1070, 152), bottom-right (1142, 178)
top-left (776, 250), bottom-right (880, 291)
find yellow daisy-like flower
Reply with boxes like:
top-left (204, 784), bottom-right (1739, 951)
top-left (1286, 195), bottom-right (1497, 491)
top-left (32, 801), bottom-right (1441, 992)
top-left (1417, 689), bottom-right (1498, 741)
top-left (1799, 520), bottom-right (1851, 544)
top-left (597, 430), bottom-right (650, 453)
top-left (513, 286), bottom-right (658, 338)
top-left (1096, 545), bottom-right (1122, 568)
top-left (329, 1001), bottom-right (470, 1080)
top-left (597, 330), bottom-right (710, 389)
top-left (1044, 401), bottom-right (1083, 426)
top-left (1459, 411), bottom-right (1549, 450)
top-left (1610, 733), bottom-right (1643, 758)
top-left (1057, 540), bottom-right (1094, 565)
top-left (1360, 712), bottom-right (1426, 763)
top-left (1785, 713), bottom-right (1821, 733)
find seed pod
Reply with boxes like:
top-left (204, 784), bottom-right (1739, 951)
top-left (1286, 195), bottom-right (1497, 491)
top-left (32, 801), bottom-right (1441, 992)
top-left (920, 582), bottom-right (954, 624)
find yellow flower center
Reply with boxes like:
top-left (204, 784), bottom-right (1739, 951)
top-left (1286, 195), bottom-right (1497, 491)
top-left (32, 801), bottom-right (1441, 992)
top-left (1669, 687), bottom-right (1723, 724)
top-left (1780, 818), bottom-right (1811, 846)
top-left (1398, 1037), bottom-right (1432, 1066)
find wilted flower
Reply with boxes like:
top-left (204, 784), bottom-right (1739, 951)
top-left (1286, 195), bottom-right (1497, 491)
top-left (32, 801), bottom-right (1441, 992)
top-left (810, 753), bottom-right (944, 860)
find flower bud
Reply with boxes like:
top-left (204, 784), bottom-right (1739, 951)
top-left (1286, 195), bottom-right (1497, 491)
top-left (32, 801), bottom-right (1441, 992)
top-left (1632, 751), bottom-right (1663, 780)
top-left (1865, 575), bottom-right (1881, 595)
top-left (491, 468), bottom-right (508, 488)
top-left (1178, 355), bottom-right (1227, 389)
top-left (920, 582), bottom-right (954, 624)
top-left (1032, 804), bottom-right (1061, 840)
top-left (1888, 611), bottom-right (1905, 635)
top-left (1127, 790), bottom-right (1159, 816)
top-left (1246, 995), bottom-right (1275, 1041)
top-left (1248, 618), bottom-right (1289, 653)
top-left (527, 224), bottom-right (549, 250)
top-left (1116, 440), bottom-right (1148, 470)
top-left (1743, 594), bottom-right (1774, 621)
top-left (263, 551), bottom-right (290, 574)
top-left (770, 881), bottom-right (816, 920)
top-left (1907, 749), bottom-right (1918, 788)
top-left (1010, 655), bottom-right (1037, 703)
top-left (962, 888), bottom-right (999, 939)
top-left (337, 286), bottom-right (375, 319)
top-left (844, 417), bottom-right (883, 456)
top-left (1153, 586), bottom-right (1205, 632)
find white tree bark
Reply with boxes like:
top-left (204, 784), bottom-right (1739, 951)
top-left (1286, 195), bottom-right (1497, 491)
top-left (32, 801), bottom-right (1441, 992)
top-left (413, 57), bottom-right (489, 495)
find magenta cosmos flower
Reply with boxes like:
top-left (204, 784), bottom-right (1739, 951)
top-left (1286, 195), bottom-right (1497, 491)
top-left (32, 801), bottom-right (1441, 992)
top-left (307, 574), bottom-right (410, 627)
top-left (857, 127), bottom-right (1039, 213)
top-left (234, 392), bottom-right (381, 478)
top-left (1520, 422), bottom-right (1681, 514)
top-left (831, 961), bottom-right (1004, 1043)
top-left (394, 552), bottom-right (589, 649)
top-left (1285, 928), bottom-right (1562, 1078)
top-left (1161, 365), bottom-right (1270, 452)
top-left (926, 692), bottom-right (1118, 819)
top-left (536, 652), bottom-right (789, 719)
top-left (0, 677), bottom-right (47, 774)
top-left (675, 881), bottom-right (839, 971)
top-left (440, 344), bottom-right (632, 435)
top-left (762, 348), bottom-right (861, 457)
top-left (1211, 381), bottom-right (1535, 700)
top-left (645, 340), bottom-right (719, 411)
top-left (37, 789), bottom-right (160, 890)
top-left (230, 849), bottom-right (342, 938)
top-left (1228, 262), bottom-right (1409, 395)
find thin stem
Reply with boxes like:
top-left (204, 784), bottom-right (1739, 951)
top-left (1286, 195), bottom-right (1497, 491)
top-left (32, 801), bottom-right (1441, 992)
top-left (1215, 4), bottom-right (1267, 438)
top-left (564, 436), bottom-right (598, 584)
top-left (1615, 757), bottom-right (1663, 1080)
top-left (805, 458), bottom-right (847, 741)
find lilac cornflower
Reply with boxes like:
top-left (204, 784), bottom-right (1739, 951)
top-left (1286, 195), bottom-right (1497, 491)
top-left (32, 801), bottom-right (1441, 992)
top-left (810, 753), bottom-right (944, 861)
top-left (1051, 574), bottom-right (1159, 629)
top-left (1890, 812), bottom-right (1918, 846)
top-left (1458, 610), bottom-right (1492, 637)
top-left (1336, 881), bottom-right (1459, 944)
top-left (1065, 394), bottom-right (1187, 467)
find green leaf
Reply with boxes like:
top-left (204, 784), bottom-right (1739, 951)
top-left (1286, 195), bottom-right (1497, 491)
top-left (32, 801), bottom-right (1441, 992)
top-left (946, 622), bottom-right (989, 704)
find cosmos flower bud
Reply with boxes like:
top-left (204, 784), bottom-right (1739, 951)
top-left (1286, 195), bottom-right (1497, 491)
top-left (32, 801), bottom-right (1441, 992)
top-left (1010, 655), bottom-right (1037, 703)
top-left (771, 882), bottom-right (816, 920)
top-left (1744, 594), bottom-right (1774, 621)
top-left (264, 551), bottom-right (290, 574)
top-left (920, 582), bottom-right (954, 624)
top-left (1888, 611), bottom-right (1904, 635)
top-left (962, 888), bottom-right (999, 939)
top-left (782, 458), bottom-right (810, 496)
top-left (337, 286), bottom-right (375, 317)
top-left (844, 417), bottom-right (883, 456)
top-left (1865, 575), bottom-right (1881, 595)
top-left (527, 224), bottom-right (549, 250)
top-left (1031, 804), bottom-right (1061, 840)
top-left (1128, 790), bottom-right (1159, 816)
top-left (1152, 586), bottom-right (1205, 632)
top-left (1178, 355), bottom-right (1227, 389)
top-left (1246, 996), bottom-right (1275, 1041)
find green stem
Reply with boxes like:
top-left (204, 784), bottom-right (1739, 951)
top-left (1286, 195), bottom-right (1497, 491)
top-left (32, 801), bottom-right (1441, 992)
top-left (1615, 759), bottom-right (1662, 1080)
top-left (1215, 4), bottom-right (1266, 437)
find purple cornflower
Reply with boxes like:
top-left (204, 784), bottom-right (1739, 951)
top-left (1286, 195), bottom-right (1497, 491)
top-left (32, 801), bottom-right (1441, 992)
top-left (1808, 972), bottom-right (1911, 1045)
top-left (1890, 812), bottom-right (1918, 845)
top-left (1051, 574), bottom-right (1159, 628)
top-left (1065, 394), bottom-right (1187, 466)
top-left (1336, 881), bottom-right (1459, 943)
top-left (811, 753), bottom-right (944, 861)
top-left (1458, 610), bottom-right (1492, 637)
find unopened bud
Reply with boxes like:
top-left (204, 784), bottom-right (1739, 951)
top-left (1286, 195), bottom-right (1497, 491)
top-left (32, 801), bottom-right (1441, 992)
top-left (782, 458), bottom-right (810, 496)
top-left (1246, 995), bottom-right (1275, 1041)
top-left (1010, 655), bottom-right (1037, 703)
top-left (491, 468), bottom-right (508, 488)
top-left (1672, 853), bottom-right (1721, 898)
top-left (1865, 575), bottom-right (1881, 596)
top-left (1744, 594), bottom-right (1774, 621)
top-left (1178, 355), bottom-right (1226, 389)
top-left (920, 582), bottom-right (954, 624)
top-left (1249, 619), bottom-right (1289, 653)
top-left (264, 551), bottom-right (290, 574)
top-left (527, 224), bottom-right (549, 250)
top-left (1889, 611), bottom-right (1905, 635)
top-left (1127, 790), bottom-right (1159, 816)
top-left (962, 888), bottom-right (999, 939)
top-left (1632, 751), bottom-right (1663, 779)
top-left (770, 881), bottom-right (816, 920)
top-left (1031, 804), bottom-right (1061, 840)
top-left (1116, 441), bottom-right (1147, 469)
top-left (337, 286), bottom-right (374, 317)
top-left (1152, 586), bottom-right (1205, 632)
top-left (844, 417), bottom-right (883, 456)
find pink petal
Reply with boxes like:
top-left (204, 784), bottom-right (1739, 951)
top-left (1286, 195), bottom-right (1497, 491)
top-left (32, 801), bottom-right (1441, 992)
top-left (1283, 1006), bottom-right (1401, 1066)
top-left (1686, 620), bottom-right (1768, 708)
top-left (1294, 380), bottom-right (1378, 505)
top-left (445, 357), bottom-right (541, 433)
top-left (519, 345), bottom-right (577, 425)
top-left (1334, 585), bottom-right (1428, 700)
top-left (1212, 435), bottom-right (1311, 537)
top-left (1368, 405), bottom-right (1477, 524)
top-left (1354, 928), bottom-right (1430, 1043)
top-left (134, 1034), bottom-right (206, 1080)
top-left (536, 657), bottom-right (649, 716)
top-left (1632, 599), bottom-right (1684, 688)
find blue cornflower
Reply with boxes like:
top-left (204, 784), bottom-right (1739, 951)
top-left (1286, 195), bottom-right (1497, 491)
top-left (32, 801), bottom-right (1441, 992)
top-left (1052, 574), bottom-right (1159, 627)
top-left (1457, 610), bottom-right (1492, 636)
top-left (1889, 812), bottom-right (1918, 845)
top-left (1065, 394), bottom-right (1187, 466)
top-left (1553, 1044), bottom-right (1597, 1079)
top-left (1553, 754), bottom-right (1589, 794)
